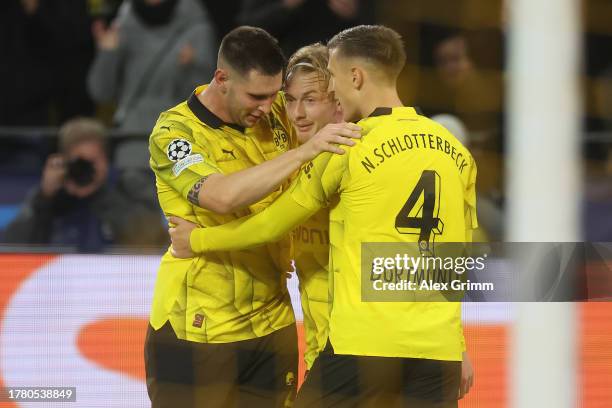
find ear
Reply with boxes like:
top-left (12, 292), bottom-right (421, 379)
top-left (351, 67), bottom-right (364, 90)
top-left (214, 68), bottom-right (230, 93)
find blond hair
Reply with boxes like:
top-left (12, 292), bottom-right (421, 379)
top-left (59, 117), bottom-right (107, 154)
top-left (284, 43), bottom-right (330, 92)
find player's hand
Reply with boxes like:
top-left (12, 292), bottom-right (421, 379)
top-left (458, 351), bottom-right (474, 399)
top-left (40, 154), bottom-right (66, 198)
top-left (297, 122), bottom-right (361, 162)
top-left (92, 20), bottom-right (119, 51)
top-left (168, 216), bottom-right (197, 258)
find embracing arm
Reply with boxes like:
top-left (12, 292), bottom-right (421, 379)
top-left (170, 189), bottom-right (318, 256)
top-left (190, 123), bottom-right (359, 214)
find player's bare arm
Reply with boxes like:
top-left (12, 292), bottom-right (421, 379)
top-left (187, 122), bottom-right (360, 214)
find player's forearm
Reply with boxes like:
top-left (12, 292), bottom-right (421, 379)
top-left (198, 146), bottom-right (309, 214)
top-left (191, 192), bottom-right (316, 252)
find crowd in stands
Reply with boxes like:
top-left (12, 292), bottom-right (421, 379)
top-left (0, 0), bottom-right (611, 251)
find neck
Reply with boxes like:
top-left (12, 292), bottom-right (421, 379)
top-left (197, 80), bottom-right (234, 124)
top-left (357, 85), bottom-right (403, 118)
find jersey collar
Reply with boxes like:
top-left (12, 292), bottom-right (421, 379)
top-left (367, 106), bottom-right (423, 118)
top-left (187, 87), bottom-right (246, 133)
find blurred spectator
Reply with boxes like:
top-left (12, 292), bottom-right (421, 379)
top-left (199, 0), bottom-right (241, 45)
top-left (417, 31), bottom-right (503, 141)
top-left (3, 118), bottom-right (167, 252)
top-left (432, 113), bottom-right (504, 241)
top-left (237, 0), bottom-right (375, 56)
top-left (0, 0), bottom-right (94, 126)
top-left (87, 0), bottom-right (216, 134)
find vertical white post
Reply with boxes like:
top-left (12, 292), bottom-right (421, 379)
top-left (507, 0), bottom-right (581, 407)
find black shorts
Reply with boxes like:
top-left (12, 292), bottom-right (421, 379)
top-left (144, 321), bottom-right (298, 408)
top-left (295, 342), bottom-right (461, 408)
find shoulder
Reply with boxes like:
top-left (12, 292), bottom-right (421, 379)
top-left (270, 92), bottom-right (287, 123)
top-left (150, 108), bottom-right (196, 142)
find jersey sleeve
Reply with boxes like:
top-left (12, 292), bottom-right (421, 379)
top-left (464, 156), bottom-right (479, 242)
top-left (149, 120), bottom-right (222, 200)
top-left (290, 151), bottom-right (348, 211)
top-left (190, 190), bottom-right (318, 252)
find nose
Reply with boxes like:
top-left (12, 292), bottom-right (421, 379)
top-left (292, 100), bottom-right (306, 120)
top-left (257, 96), bottom-right (276, 116)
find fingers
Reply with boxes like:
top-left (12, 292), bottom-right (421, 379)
top-left (45, 153), bottom-right (64, 168)
top-left (457, 375), bottom-right (473, 400)
top-left (168, 216), bottom-right (180, 226)
top-left (330, 123), bottom-right (362, 139)
top-left (466, 374), bottom-right (474, 395)
top-left (457, 379), bottom-right (465, 399)
top-left (322, 145), bottom-right (346, 155)
top-left (333, 135), bottom-right (357, 147)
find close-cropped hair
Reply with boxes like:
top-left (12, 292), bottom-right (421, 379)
top-left (327, 25), bottom-right (407, 79)
top-left (219, 26), bottom-right (286, 76)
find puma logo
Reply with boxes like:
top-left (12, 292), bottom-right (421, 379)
top-left (222, 148), bottom-right (236, 159)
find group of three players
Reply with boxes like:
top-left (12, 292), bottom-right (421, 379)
top-left (145, 24), bottom-right (477, 408)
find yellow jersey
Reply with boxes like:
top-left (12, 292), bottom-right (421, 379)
top-left (293, 206), bottom-right (330, 369)
top-left (148, 85), bottom-right (297, 343)
top-left (191, 107), bottom-right (478, 360)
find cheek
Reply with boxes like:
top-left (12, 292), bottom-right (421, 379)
top-left (231, 93), bottom-right (252, 113)
top-left (308, 104), bottom-right (336, 128)
top-left (286, 104), bottom-right (298, 123)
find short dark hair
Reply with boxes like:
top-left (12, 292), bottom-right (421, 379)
top-left (219, 26), bottom-right (286, 76)
top-left (327, 25), bottom-right (406, 80)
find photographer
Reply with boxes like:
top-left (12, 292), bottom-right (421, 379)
top-left (4, 117), bottom-right (166, 252)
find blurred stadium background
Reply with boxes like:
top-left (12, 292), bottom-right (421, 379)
top-left (0, 0), bottom-right (611, 406)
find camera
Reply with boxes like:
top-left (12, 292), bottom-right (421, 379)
top-left (66, 158), bottom-right (96, 187)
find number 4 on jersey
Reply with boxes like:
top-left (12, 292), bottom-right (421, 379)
top-left (395, 170), bottom-right (444, 252)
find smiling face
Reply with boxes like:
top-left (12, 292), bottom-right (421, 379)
top-left (225, 69), bottom-right (283, 128)
top-left (285, 71), bottom-right (340, 143)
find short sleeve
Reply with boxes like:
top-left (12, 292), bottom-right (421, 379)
top-left (290, 151), bottom-right (348, 211)
top-left (149, 120), bottom-right (221, 200)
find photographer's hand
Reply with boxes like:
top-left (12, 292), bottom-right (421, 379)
top-left (40, 154), bottom-right (66, 198)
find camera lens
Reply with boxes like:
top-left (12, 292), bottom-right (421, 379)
top-left (66, 158), bottom-right (96, 187)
